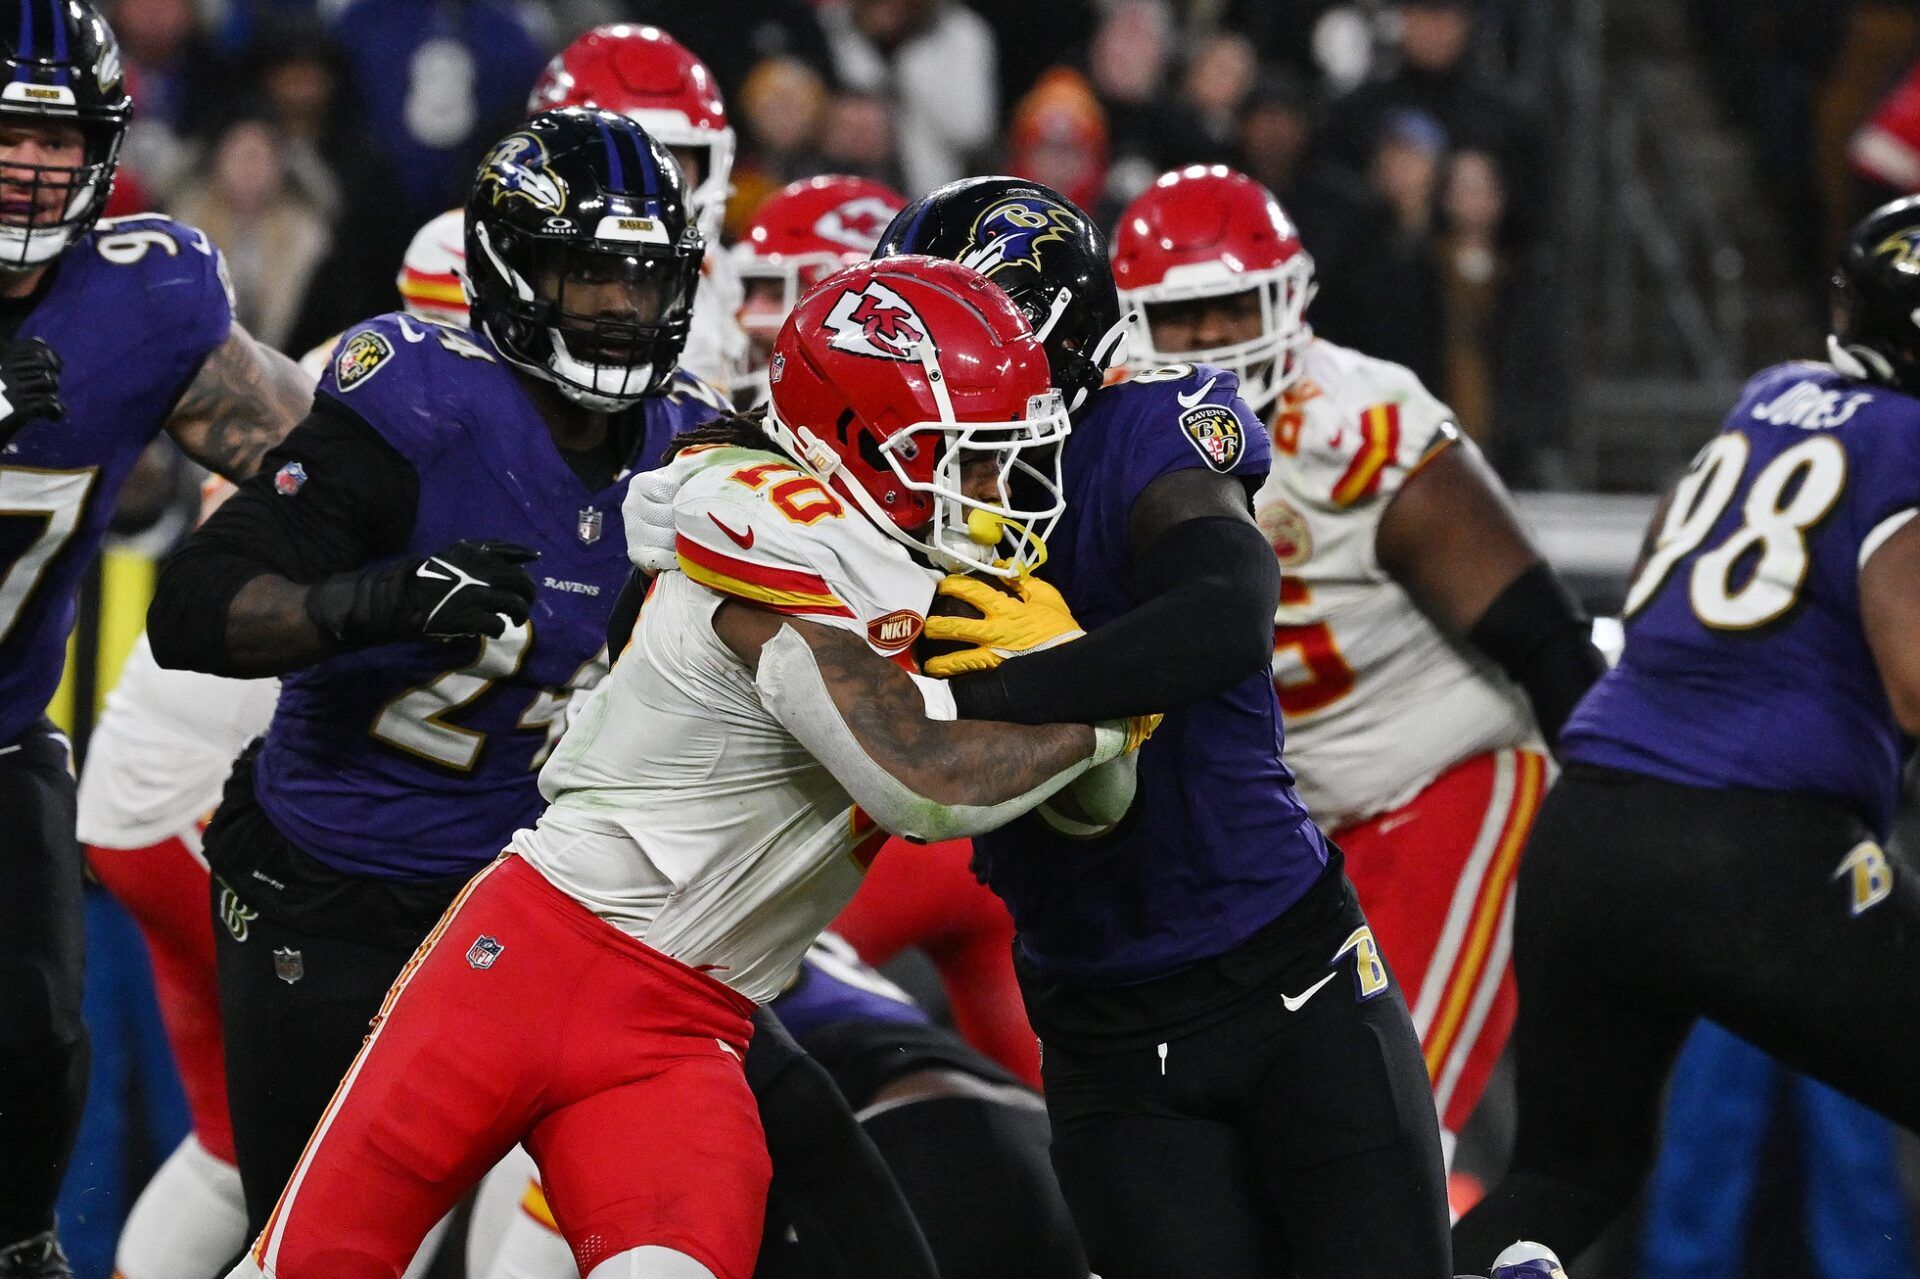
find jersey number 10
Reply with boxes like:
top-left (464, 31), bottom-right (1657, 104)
top-left (1623, 432), bottom-right (1847, 630)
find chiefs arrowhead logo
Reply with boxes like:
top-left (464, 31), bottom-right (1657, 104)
top-left (824, 281), bottom-right (928, 361)
top-left (812, 196), bottom-right (900, 253)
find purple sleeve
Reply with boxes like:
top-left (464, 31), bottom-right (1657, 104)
top-left (314, 314), bottom-right (455, 475)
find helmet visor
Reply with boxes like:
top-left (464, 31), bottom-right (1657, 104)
top-left (532, 241), bottom-right (696, 365)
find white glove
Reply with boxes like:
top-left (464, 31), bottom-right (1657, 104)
top-left (622, 451), bottom-right (704, 574)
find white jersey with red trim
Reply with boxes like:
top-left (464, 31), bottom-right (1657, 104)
top-left (1257, 337), bottom-right (1538, 831)
top-left (514, 445), bottom-right (938, 1002)
top-left (75, 633), bottom-right (280, 850)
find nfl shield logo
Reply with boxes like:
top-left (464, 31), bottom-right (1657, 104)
top-left (272, 947), bottom-right (304, 985)
top-left (577, 507), bottom-right (603, 545)
top-left (466, 935), bottom-right (504, 969)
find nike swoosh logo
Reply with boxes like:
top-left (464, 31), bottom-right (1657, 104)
top-left (1327, 430), bottom-right (1346, 449)
top-left (394, 316), bottom-right (426, 343)
top-left (1281, 971), bottom-right (1337, 1013)
top-left (709, 514), bottom-right (755, 550)
top-left (416, 562), bottom-right (453, 582)
top-left (1176, 376), bottom-right (1219, 410)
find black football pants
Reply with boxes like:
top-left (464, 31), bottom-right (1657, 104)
top-left (1453, 766), bottom-right (1920, 1274)
top-left (0, 720), bottom-right (89, 1246)
top-left (1036, 874), bottom-right (1452, 1279)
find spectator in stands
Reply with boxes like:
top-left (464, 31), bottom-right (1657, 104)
top-left (173, 116), bottom-right (331, 351)
top-left (817, 91), bottom-right (902, 190)
top-left (818, 0), bottom-right (997, 196)
top-left (961, 0), bottom-right (1097, 112)
top-left (326, 0), bottom-right (548, 230)
top-left (1006, 69), bottom-right (1109, 223)
top-left (1181, 33), bottom-right (1259, 159)
top-left (1085, 0), bottom-right (1209, 206)
top-left (1321, 0), bottom-right (1547, 247)
top-left (619, 0), bottom-right (837, 107)
top-left (1360, 108), bottom-right (1447, 391)
top-left (729, 55), bottom-right (832, 232)
top-left (1434, 145), bottom-right (1571, 485)
top-left (111, 0), bottom-right (235, 198)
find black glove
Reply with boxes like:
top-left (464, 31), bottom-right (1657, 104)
top-left (0, 338), bottom-right (63, 448)
top-left (306, 539), bottom-right (540, 649)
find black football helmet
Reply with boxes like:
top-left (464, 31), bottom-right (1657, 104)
top-left (873, 176), bottom-right (1123, 412)
top-left (466, 107), bottom-right (703, 412)
top-left (0, 0), bottom-right (131, 270)
top-left (1831, 195), bottom-right (1920, 395)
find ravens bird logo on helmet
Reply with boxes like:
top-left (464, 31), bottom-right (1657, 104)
top-left (479, 134), bottom-right (568, 215)
top-left (1874, 227), bottom-right (1920, 272)
top-left (960, 198), bottom-right (1078, 279)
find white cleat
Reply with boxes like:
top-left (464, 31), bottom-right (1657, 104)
top-left (1489, 1240), bottom-right (1567, 1279)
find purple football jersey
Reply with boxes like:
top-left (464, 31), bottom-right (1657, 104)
top-left (971, 364), bottom-right (1332, 985)
top-left (1566, 361), bottom-right (1920, 837)
top-left (770, 935), bottom-right (929, 1044)
top-left (0, 214), bottom-right (233, 747)
top-left (254, 314), bottom-right (728, 878)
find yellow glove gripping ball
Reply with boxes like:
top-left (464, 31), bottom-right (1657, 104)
top-left (919, 572), bottom-right (1086, 678)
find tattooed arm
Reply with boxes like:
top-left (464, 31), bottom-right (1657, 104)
top-left (713, 601), bottom-right (1126, 839)
top-left (164, 323), bottom-right (314, 481)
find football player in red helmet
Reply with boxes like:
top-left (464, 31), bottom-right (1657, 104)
top-left (731, 175), bottom-right (907, 403)
top-left (226, 255), bottom-right (1141, 1279)
top-left (1114, 165), bottom-right (1603, 1194)
top-left (529, 23), bottom-right (746, 388)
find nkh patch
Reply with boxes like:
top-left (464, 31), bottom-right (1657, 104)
top-left (866, 608), bottom-right (924, 654)
top-left (335, 330), bottom-right (395, 391)
top-left (1178, 403), bottom-right (1245, 472)
top-left (273, 946), bottom-right (304, 985)
top-left (467, 935), bottom-right (504, 969)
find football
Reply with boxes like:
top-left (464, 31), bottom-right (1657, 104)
top-left (915, 572), bottom-right (1019, 668)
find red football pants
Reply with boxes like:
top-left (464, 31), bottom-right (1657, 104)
top-left (832, 838), bottom-right (1039, 1089)
top-left (87, 834), bottom-right (235, 1164)
top-left (1335, 748), bottom-right (1547, 1135)
top-left (249, 855), bottom-right (769, 1279)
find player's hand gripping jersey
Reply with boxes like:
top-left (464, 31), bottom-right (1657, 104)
top-left (518, 444), bottom-right (939, 1002)
top-left (1258, 338), bottom-right (1538, 829)
top-left (1566, 361), bottom-right (1920, 837)
top-left (0, 214), bottom-right (232, 746)
top-left (253, 314), bottom-right (724, 878)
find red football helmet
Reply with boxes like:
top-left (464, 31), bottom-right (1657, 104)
top-left (528, 25), bottom-right (733, 240)
top-left (1111, 165), bottom-right (1315, 412)
top-left (732, 175), bottom-right (908, 394)
top-left (766, 256), bottom-right (1069, 577)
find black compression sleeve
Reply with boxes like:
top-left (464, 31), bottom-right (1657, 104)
top-left (148, 398), bottom-right (419, 673)
top-left (950, 516), bottom-right (1280, 724)
top-left (1465, 560), bottom-right (1607, 748)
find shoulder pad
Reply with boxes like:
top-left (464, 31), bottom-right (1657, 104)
top-left (672, 449), bottom-right (935, 646)
top-left (1105, 362), bottom-right (1269, 477)
top-left (660, 366), bottom-right (734, 416)
top-left (1283, 348), bottom-right (1457, 508)
top-left (318, 314), bottom-right (503, 471)
top-left (88, 214), bottom-right (234, 355)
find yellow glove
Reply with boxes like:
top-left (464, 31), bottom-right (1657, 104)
top-left (1123, 713), bottom-right (1164, 754)
top-left (922, 573), bottom-right (1085, 678)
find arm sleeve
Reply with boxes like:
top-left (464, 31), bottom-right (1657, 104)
top-left (950, 515), bottom-right (1281, 725)
top-left (755, 625), bottom-right (1121, 842)
top-left (147, 398), bottom-right (419, 673)
top-left (1464, 560), bottom-right (1607, 748)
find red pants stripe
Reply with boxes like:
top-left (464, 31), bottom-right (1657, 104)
top-left (1335, 749), bottom-right (1546, 1134)
top-left (251, 855), bottom-right (769, 1279)
top-left (86, 834), bottom-right (235, 1164)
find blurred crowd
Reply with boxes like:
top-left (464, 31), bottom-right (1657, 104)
top-left (105, 0), bottom-right (1565, 482)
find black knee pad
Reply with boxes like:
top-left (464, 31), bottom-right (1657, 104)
top-left (863, 1095), bottom-right (1088, 1279)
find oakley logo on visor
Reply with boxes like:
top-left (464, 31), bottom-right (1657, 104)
top-left (823, 280), bottom-right (927, 361)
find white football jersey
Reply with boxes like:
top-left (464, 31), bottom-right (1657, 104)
top-left (680, 245), bottom-right (748, 391)
top-left (75, 634), bottom-right (279, 850)
top-left (1258, 338), bottom-right (1539, 831)
top-left (513, 445), bottom-right (938, 1003)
